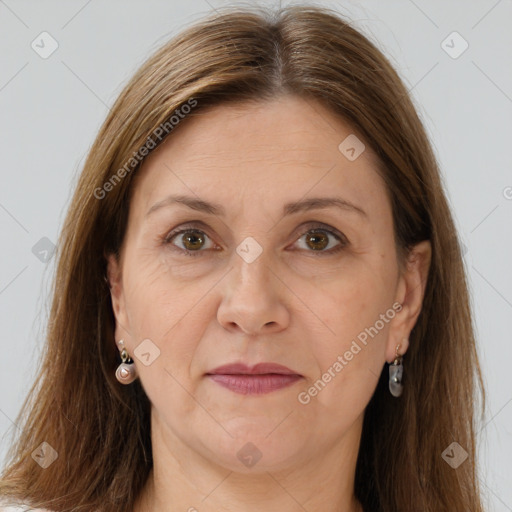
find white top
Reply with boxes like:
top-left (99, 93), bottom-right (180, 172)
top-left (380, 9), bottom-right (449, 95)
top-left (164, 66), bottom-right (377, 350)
top-left (0, 502), bottom-right (51, 512)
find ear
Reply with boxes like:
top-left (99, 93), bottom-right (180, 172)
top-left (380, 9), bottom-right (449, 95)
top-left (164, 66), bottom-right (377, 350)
top-left (105, 252), bottom-right (132, 344)
top-left (386, 240), bottom-right (431, 363)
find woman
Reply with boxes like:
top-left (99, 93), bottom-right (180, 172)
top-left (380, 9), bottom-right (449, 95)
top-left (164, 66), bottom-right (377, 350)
top-left (0, 4), bottom-right (486, 512)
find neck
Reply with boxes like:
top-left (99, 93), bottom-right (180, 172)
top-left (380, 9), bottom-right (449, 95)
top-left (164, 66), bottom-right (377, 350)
top-left (133, 409), bottom-right (365, 512)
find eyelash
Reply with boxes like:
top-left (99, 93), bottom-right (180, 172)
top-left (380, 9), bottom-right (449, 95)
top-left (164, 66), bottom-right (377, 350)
top-left (161, 222), bottom-right (349, 258)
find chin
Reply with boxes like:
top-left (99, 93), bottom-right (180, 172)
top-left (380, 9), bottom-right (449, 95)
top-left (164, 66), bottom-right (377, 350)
top-left (200, 425), bottom-right (307, 473)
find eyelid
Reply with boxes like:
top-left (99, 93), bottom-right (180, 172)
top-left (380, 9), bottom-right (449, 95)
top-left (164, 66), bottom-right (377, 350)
top-left (162, 220), bottom-right (217, 245)
top-left (291, 221), bottom-right (349, 246)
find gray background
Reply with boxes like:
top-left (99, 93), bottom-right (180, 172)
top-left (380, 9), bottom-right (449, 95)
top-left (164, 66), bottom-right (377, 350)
top-left (0, 0), bottom-right (511, 510)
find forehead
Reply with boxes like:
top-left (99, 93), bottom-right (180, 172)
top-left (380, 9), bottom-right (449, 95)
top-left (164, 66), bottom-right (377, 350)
top-left (130, 95), bottom-right (389, 220)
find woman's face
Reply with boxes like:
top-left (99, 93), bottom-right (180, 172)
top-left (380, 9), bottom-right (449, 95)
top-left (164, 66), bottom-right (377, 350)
top-left (107, 95), bottom-right (430, 473)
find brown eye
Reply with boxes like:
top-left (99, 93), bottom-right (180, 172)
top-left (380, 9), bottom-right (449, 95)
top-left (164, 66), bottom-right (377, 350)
top-left (305, 230), bottom-right (330, 251)
top-left (165, 228), bottom-right (215, 255)
top-left (163, 223), bottom-right (347, 257)
top-left (180, 230), bottom-right (206, 251)
top-left (294, 227), bottom-right (347, 254)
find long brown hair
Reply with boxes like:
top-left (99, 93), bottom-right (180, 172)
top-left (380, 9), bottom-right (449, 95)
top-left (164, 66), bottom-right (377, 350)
top-left (0, 5), bottom-right (486, 511)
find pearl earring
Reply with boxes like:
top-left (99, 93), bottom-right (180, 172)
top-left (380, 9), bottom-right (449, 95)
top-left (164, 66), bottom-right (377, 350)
top-left (388, 342), bottom-right (404, 397)
top-left (115, 339), bottom-right (138, 384)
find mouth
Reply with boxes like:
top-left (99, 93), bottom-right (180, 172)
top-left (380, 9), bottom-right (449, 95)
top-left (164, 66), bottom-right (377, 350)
top-left (205, 362), bottom-right (303, 395)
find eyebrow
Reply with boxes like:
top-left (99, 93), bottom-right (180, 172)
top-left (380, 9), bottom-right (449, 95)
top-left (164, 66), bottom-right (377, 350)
top-left (145, 194), bottom-right (367, 219)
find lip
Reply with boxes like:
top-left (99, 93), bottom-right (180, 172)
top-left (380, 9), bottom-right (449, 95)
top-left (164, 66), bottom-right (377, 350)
top-left (205, 362), bottom-right (303, 395)
top-left (207, 362), bottom-right (301, 376)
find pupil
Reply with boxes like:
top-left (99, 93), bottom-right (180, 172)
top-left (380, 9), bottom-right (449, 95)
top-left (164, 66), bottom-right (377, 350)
top-left (184, 231), bottom-right (204, 250)
top-left (307, 232), bottom-right (328, 250)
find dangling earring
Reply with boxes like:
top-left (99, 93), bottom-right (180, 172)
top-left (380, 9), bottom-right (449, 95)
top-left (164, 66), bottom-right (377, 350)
top-left (115, 339), bottom-right (138, 384)
top-left (388, 342), bottom-right (404, 397)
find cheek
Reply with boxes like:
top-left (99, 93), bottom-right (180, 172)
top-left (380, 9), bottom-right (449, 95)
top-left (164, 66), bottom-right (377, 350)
top-left (121, 260), bottom-right (207, 417)
top-left (296, 288), bottom-right (390, 428)
top-left (121, 254), bottom-right (210, 379)
top-left (302, 254), bottom-right (396, 392)
top-left (317, 254), bottom-right (396, 334)
top-left (124, 247), bottom-right (204, 319)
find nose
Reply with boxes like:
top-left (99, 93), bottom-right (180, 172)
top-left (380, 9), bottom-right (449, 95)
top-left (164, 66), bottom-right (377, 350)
top-left (216, 247), bottom-right (290, 335)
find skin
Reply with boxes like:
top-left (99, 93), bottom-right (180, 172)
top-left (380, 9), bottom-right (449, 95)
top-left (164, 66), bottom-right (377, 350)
top-left (107, 94), bottom-right (431, 512)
